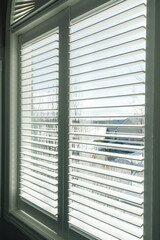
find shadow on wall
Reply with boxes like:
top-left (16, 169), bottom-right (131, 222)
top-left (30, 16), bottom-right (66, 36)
top-left (0, 218), bottom-right (30, 240)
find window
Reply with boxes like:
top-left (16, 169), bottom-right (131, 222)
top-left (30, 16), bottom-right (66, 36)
top-left (5, 0), bottom-right (157, 240)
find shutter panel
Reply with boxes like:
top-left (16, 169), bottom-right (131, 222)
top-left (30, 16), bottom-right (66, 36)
top-left (19, 28), bottom-right (59, 217)
top-left (69, 0), bottom-right (146, 239)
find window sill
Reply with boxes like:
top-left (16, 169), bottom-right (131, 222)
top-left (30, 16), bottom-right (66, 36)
top-left (6, 209), bottom-right (63, 240)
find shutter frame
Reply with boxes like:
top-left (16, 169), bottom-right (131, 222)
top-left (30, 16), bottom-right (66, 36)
top-left (19, 28), bottom-right (59, 218)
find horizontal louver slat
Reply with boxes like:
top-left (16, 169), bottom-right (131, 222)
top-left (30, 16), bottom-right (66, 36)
top-left (70, 123), bottom-right (144, 127)
top-left (70, 187), bottom-right (143, 216)
top-left (21, 163), bottom-right (58, 178)
top-left (69, 203), bottom-right (143, 238)
top-left (70, 131), bottom-right (144, 139)
top-left (69, 218), bottom-right (117, 240)
top-left (69, 171), bottom-right (143, 194)
top-left (69, 148), bottom-right (143, 161)
top-left (21, 181), bottom-right (58, 200)
top-left (21, 193), bottom-right (58, 216)
top-left (21, 49), bottom-right (58, 68)
top-left (21, 133), bottom-right (58, 140)
top-left (69, 0), bottom-right (146, 239)
top-left (21, 157), bottom-right (58, 170)
top-left (69, 155), bottom-right (143, 172)
top-left (21, 151), bottom-right (58, 163)
top-left (21, 169), bottom-right (58, 185)
top-left (21, 42), bottom-right (58, 60)
top-left (21, 139), bottom-right (58, 147)
top-left (21, 187), bottom-right (58, 208)
top-left (69, 139), bottom-right (144, 150)
top-left (70, 27), bottom-right (146, 59)
top-left (69, 163), bottom-right (143, 183)
top-left (69, 211), bottom-right (142, 240)
top-left (21, 145), bottom-right (58, 155)
top-left (69, 179), bottom-right (143, 204)
top-left (69, 195), bottom-right (143, 227)
top-left (21, 121), bottom-right (58, 125)
top-left (21, 175), bottom-right (58, 192)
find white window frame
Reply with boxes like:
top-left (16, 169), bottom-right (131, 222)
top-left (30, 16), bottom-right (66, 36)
top-left (3, 0), bottom-right (159, 240)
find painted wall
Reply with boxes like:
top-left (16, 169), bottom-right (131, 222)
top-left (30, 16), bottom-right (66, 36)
top-left (0, 1), bottom-right (8, 58)
top-left (0, 0), bottom-right (8, 217)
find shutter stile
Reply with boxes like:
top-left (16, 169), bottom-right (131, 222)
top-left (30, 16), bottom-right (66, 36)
top-left (69, 0), bottom-right (146, 239)
top-left (19, 28), bottom-right (59, 218)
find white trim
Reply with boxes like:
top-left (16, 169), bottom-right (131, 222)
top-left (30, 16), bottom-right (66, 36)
top-left (4, 0), bottom-right (156, 240)
top-left (10, 0), bottom-right (80, 33)
top-left (8, 209), bottom-right (63, 240)
top-left (9, 32), bottom-right (19, 211)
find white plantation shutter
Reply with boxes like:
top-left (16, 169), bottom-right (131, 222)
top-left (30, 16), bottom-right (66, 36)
top-left (11, 0), bottom-right (35, 24)
top-left (19, 28), bottom-right (59, 217)
top-left (69, 0), bottom-right (146, 239)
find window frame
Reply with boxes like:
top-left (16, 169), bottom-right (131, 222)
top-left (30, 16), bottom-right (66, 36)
top-left (4, 0), bottom-right (159, 240)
